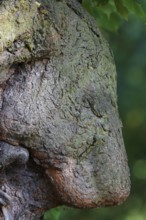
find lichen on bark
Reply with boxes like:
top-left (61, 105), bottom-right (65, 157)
top-left (0, 0), bottom-right (130, 219)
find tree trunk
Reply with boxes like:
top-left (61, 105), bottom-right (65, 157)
top-left (0, 0), bottom-right (130, 219)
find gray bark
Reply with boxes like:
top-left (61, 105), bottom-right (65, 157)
top-left (0, 0), bottom-right (130, 219)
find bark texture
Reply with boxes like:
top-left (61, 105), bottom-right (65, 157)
top-left (0, 0), bottom-right (130, 219)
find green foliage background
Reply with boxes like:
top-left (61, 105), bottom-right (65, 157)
top-left (44, 1), bottom-right (146, 219)
top-left (83, 0), bottom-right (146, 31)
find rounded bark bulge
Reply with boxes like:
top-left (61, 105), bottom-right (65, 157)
top-left (0, 0), bottom-right (130, 217)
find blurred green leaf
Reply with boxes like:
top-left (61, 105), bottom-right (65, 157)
top-left (114, 0), bottom-right (129, 20)
top-left (122, 0), bottom-right (135, 11)
top-left (83, 0), bottom-right (146, 31)
top-left (133, 2), bottom-right (145, 18)
top-left (133, 160), bottom-right (146, 180)
top-left (94, 0), bottom-right (109, 6)
top-left (44, 207), bottom-right (62, 220)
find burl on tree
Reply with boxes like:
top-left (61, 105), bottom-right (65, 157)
top-left (0, 0), bottom-right (130, 219)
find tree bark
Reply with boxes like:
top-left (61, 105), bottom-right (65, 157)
top-left (0, 0), bottom-right (130, 219)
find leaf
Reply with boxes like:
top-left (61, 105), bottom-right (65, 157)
top-left (133, 2), bottom-right (145, 18)
top-left (114, 0), bottom-right (129, 20)
top-left (94, 0), bottom-right (109, 6)
top-left (122, 0), bottom-right (135, 11)
top-left (109, 12), bottom-right (123, 31)
top-left (98, 4), bottom-right (116, 18)
top-left (44, 207), bottom-right (62, 220)
top-left (83, 0), bottom-right (146, 31)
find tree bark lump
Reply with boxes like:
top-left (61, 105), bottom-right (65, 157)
top-left (0, 0), bottom-right (130, 219)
